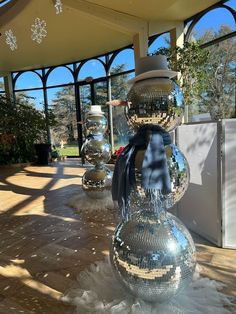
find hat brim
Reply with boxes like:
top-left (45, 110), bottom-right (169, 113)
top-left (87, 111), bottom-right (103, 115)
top-left (128, 69), bottom-right (178, 84)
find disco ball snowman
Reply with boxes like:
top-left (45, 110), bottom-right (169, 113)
top-left (110, 55), bottom-right (196, 302)
top-left (82, 106), bottom-right (112, 199)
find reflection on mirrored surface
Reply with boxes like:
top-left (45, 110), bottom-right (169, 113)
top-left (126, 78), bottom-right (184, 132)
top-left (83, 136), bottom-right (111, 164)
top-left (110, 210), bottom-right (196, 302)
top-left (82, 166), bottom-right (112, 199)
top-left (129, 144), bottom-right (190, 213)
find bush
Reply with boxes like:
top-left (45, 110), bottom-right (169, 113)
top-left (0, 96), bottom-right (54, 164)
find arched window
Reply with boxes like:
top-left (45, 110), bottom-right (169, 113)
top-left (148, 33), bottom-right (170, 54)
top-left (78, 59), bottom-right (106, 80)
top-left (110, 49), bottom-right (134, 74)
top-left (14, 71), bottom-right (43, 90)
top-left (187, 8), bottom-right (235, 44)
top-left (46, 66), bottom-right (74, 87)
top-left (15, 89), bottom-right (44, 111)
top-left (0, 77), bottom-right (4, 91)
top-left (184, 5), bottom-right (236, 122)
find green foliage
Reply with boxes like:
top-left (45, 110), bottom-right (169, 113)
top-left (152, 25), bottom-right (236, 121)
top-left (0, 96), bottom-right (55, 164)
top-left (50, 85), bottom-right (77, 145)
top-left (197, 26), bottom-right (236, 120)
top-left (152, 42), bottom-right (209, 107)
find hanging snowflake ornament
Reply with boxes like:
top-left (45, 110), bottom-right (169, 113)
top-left (5, 29), bottom-right (17, 51)
top-left (54, 0), bottom-right (63, 14)
top-left (31, 18), bottom-right (47, 44)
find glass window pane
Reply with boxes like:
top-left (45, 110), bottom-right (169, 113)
top-left (47, 66), bottom-right (74, 87)
top-left (110, 49), bottom-right (135, 74)
top-left (188, 8), bottom-right (235, 44)
top-left (79, 85), bottom-right (92, 123)
top-left (94, 81), bottom-right (108, 113)
top-left (0, 77), bottom-right (4, 91)
top-left (111, 73), bottom-right (134, 149)
top-left (98, 56), bottom-right (106, 63)
top-left (188, 37), bottom-right (236, 122)
top-left (35, 69), bottom-right (42, 76)
top-left (47, 86), bottom-right (79, 156)
top-left (15, 71), bottom-right (43, 90)
top-left (225, 0), bottom-right (236, 10)
top-left (15, 89), bottom-right (44, 111)
top-left (148, 33), bottom-right (170, 54)
top-left (78, 59), bottom-right (106, 80)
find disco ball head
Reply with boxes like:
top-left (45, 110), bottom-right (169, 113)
top-left (83, 135), bottom-right (111, 165)
top-left (132, 143), bottom-right (189, 209)
top-left (85, 111), bottom-right (108, 136)
top-left (110, 209), bottom-right (196, 302)
top-left (126, 78), bottom-right (184, 132)
top-left (82, 166), bottom-right (112, 199)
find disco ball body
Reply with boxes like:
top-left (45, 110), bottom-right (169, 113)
top-left (110, 210), bottom-right (196, 302)
top-left (126, 78), bottom-right (184, 132)
top-left (83, 136), bottom-right (111, 165)
top-left (82, 166), bottom-right (112, 199)
top-left (85, 112), bottom-right (107, 136)
top-left (132, 143), bottom-right (189, 209)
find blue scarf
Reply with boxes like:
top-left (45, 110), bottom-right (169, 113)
top-left (112, 125), bottom-right (171, 217)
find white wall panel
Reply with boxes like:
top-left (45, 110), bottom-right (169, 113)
top-left (176, 122), bottom-right (221, 245)
top-left (222, 119), bottom-right (236, 248)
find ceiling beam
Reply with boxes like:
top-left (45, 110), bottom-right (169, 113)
top-left (62, 0), bottom-right (148, 36)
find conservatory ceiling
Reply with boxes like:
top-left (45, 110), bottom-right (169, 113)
top-left (0, 0), bottom-right (219, 73)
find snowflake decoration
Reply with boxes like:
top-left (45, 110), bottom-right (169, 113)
top-left (5, 29), bottom-right (17, 51)
top-left (54, 0), bottom-right (63, 14)
top-left (31, 17), bottom-right (47, 44)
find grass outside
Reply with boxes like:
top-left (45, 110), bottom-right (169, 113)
top-left (57, 145), bottom-right (79, 156)
top-left (56, 143), bottom-right (127, 157)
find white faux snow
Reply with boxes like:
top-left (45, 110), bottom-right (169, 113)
top-left (63, 259), bottom-right (236, 314)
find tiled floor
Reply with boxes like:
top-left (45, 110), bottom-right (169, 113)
top-left (0, 160), bottom-right (236, 313)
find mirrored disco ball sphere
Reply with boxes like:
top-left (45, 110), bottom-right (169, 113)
top-left (83, 136), bottom-right (111, 165)
top-left (126, 78), bottom-right (184, 132)
top-left (133, 144), bottom-right (189, 208)
top-left (85, 112), bottom-right (107, 136)
top-left (110, 210), bottom-right (196, 302)
top-left (82, 166), bottom-right (112, 199)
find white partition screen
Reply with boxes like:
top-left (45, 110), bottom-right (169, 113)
top-left (222, 119), bottom-right (236, 248)
top-left (177, 122), bottom-right (221, 246)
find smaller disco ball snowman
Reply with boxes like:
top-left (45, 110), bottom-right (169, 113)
top-left (82, 105), bottom-right (112, 199)
top-left (110, 204), bottom-right (196, 302)
top-left (126, 78), bottom-right (184, 132)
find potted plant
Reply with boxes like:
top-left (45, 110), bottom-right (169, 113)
top-left (0, 95), bottom-right (56, 165)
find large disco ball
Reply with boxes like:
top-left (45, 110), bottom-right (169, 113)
top-left (132, 144), bottom-right (189, 209)
top-left (82, 166), bottom-right (112, 199)
top-left (126, 78), bottom-right (184, 132)
top-left (85, 112), bottom-right (107, 136)
top-left (83, 136), bottom-right (111, 165)
top-left (110, 210), bottom-right (196, 302)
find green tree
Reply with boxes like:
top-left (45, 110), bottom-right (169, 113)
top-left (50, 85), bottom-right (77, 145)
top-left (154, 25), bottom-right (235, 121)
top-left (197, 25), bottom-right (236, 119)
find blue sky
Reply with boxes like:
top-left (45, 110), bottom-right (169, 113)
top-left (0, 0), bottom-right (235, 109)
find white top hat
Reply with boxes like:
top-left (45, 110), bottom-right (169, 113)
top-left (128, 55), bottom-right (178, 84)
top-left (87, 105), bottom-right (103, 115)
